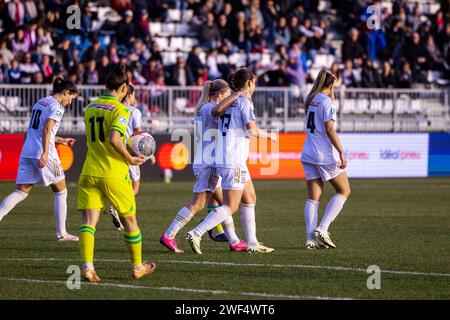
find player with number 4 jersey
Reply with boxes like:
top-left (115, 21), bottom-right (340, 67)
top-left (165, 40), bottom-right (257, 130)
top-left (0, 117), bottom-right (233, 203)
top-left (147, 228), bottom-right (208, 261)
top-left (0, 78), bottom-right (79, 241)
top-left (301, 69), bottom-right (351, 250)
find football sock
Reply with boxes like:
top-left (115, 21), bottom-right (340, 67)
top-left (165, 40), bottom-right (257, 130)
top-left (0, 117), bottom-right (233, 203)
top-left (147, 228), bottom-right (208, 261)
top-left (318, 194), bottom-right (347, 232)
top-left (240, 203), bottom-right (258, 246)
top-left (207, 205), bottom-right (225, 236)
top-left (54, 189), bottom-right (68, 237)
top-left (79, 224), bottom-right (95, 268)
top-left (192, 205), bottom-right (232, 237)
top-left (0, 190), bottom-right (28, 222)
top-left (165, 207), bottom-right (194, 239)
top-left (124, 229), bottom-right (142, 268)
top-left (222, 215), bottom-right (239, 246)
top-left (305, 199), bottom-right (319, 241)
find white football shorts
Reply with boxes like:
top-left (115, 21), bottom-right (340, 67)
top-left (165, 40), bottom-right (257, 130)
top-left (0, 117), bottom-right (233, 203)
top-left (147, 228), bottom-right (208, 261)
top-left (217, 166), bottom-right (251, 191)
top-left (302, 161), bottom-right (344, 182)
top-left (16, 157), bottom-right (65, 187)
top-left (129, 165), bottom-right (141, 182)
top-left (193, 167), bottom-right (221, 193)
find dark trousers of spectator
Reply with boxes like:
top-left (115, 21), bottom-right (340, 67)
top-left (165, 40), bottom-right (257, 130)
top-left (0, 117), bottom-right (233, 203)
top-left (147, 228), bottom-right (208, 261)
top-left (366, 30), bottom-right (387, 60)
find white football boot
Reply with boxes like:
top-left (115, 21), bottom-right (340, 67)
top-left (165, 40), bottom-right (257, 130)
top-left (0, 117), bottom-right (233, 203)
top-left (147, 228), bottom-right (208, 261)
top-left (314, 229), bottom-right (336, 248)
top-left (186, 231), bottom-right (202, 255)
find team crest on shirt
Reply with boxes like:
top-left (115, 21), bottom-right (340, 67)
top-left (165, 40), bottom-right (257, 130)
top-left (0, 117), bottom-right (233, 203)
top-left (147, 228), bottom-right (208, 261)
top-left (56, 111), bottom-right (63, 118)
top-left (118, 116), bottom-right (127, 125)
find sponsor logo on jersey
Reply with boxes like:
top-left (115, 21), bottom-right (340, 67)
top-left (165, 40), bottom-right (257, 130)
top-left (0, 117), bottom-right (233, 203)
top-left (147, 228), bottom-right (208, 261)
top-left (118, 116), bottom-right (127, 125)
top-left (56, 111), bottom-right (63, 118)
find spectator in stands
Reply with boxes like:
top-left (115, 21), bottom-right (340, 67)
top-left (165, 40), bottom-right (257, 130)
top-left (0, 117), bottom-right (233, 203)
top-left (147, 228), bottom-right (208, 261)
top-left (288, 16), bottom-right (301, 40)
top-left (299, 17), bottom-right (315, 48)
top-left (426, 34), bottom-right (445, 71)
top-left (245, 0), bottom-right (264, 30)
top-left (8, 59), bottom-right (21, 84)
top-left (342, 59), bottom-right (360, 88)
top-left (246, 14), bottom-right (264, 53)
top-left (199, 12), bottom-right (221, 49)
top-left (405, 32), bottom-right (429, 82)
top-left (150, 40), bottom-right (163, 65)
top-left (273, 44), bottom-right (289, 63)
top-left (397, 60), bottom-right (413, 88)
top-left (36, 26), bottom-right (54, 56)
top-left (84, 39), bottom-right (105, 63)
top-left (261, 0), bottom-right (279, 34)
top-left (7, 0), bottom-right (25, 27)
top-left (217, 14), bottom-right (232, 43)
top-left (97, 55), bottom-right (111, 85)
top-left (342, 28), bottom-right (365, 67)
top-left (32, 72), bottom-right (44, 84)
top-left (166, 56), bottom-right (194, 86)
top-left (11, 28), bottom-right (30, 54)
top-left (19, 53), bottom-right (39, 84)
top-left (117, 10), bottom-right (136, 45)
top-left (230, 11), bottom-right (247, 51)
top-left (436, 22), bottom-right (450, 54)
top-left (287, 53), bottom-right (306, 86)
top-left (57, 37), bottom-right (72, 69)
top-left (262, 60), bottom-right (290, 87)
top-left (205, 48), bottom-right (222, 79)
top-left (136, 9), bottom-right (151, 40)
top-left (272, 16), bottom-right (291, 48)
top-left (0, 40), bottom-right (14, 67)
top-left (143, 57), bottom-right (162, 84)
top-left (361, 59), bottom-right (383, 88)
top-left (108, 44), bottom-right (120, 64)
top-left (40, 54), bottom-right (53, 83)
top-left (186, 46), bottom-right (205, 81)
top-left (84, 60), bottom-right (99, 85)
top-left (381, 61), bottom-right (397, 88)
top-left (0, 56), bottom-right (8, 83)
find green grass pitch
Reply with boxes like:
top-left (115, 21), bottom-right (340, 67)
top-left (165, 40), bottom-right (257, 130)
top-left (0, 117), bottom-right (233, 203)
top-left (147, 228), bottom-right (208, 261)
top-left (0, 178), bottom-right (449, 300)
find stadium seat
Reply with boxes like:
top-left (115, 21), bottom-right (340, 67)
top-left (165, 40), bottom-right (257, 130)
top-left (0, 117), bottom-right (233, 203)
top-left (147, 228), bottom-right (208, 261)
top-left (382, 99), bottom-right (394, 114)
top-left (410, 100), bottom-right (422, 114)
top-left (228, 53), bottom-right (247, 68)
top-left (354, 98), bottom-right (369, 114)
top-left (183, 37), bottom-right (199, 49)
top-left (369, 99), bottom-right (383, 114)
top-left (176, 23), bottom-right (192, 36)
top-left (174, 97), bottom-right (188, 113)
top-left (168, 9), bottom-right (182, 22)
top-left (396, 98), bottom-right (410, 114)
top-left (341, 99), bottom-right (356, 114)
top-left (170, 37), bottom-right (185, 51)
top-left (161, 23), bottom-right (176, 35)
top-left (150, 22), bottom-right (162, 36)
top-left (154, 37), bottom-right (170, 51)
top-left (161, 51), bottom-right (177, 65)
top-left (181, 10), bottom-right (194, 22)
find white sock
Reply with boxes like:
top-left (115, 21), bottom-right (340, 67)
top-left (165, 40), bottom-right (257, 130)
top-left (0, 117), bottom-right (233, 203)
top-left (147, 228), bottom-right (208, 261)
top-left (165, 207), bottom-right (194, 239)
top-left (305, 199), bottom-right (319, 241)
top-left (222, 215), bottom-right (240, 246)
top-left (192, 205), bottom-right (232, 238)
top-left (240, 203), bottom-right (258, 246)
top-left (318, 194), bottom-right (347, 232)
top-left (0, 190), bottom-right (28, 222)
top-left (54, 189), bottom-right (68, 237)
top-left (83, 262), bottom-right (94, 270)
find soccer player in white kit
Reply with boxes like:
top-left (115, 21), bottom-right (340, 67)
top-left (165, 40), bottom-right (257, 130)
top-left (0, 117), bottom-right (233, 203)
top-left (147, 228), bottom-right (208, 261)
top-left (161, 79), bottom-right (247, 253)
top-left (186, 68), bottom-right (277, 254)
top-left (0, 78), bottom-right (79, 241)
top-left (301, 69), bottom-right (351, 249)
top-left (107, 85), bottom-right (156, 230)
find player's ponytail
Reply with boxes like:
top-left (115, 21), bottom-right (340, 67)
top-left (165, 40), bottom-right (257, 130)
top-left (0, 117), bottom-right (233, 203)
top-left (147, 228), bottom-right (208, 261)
top-left (51, 77), bottom-right (78, 95)
top-left (304, 69), bottom-right (336, 114)
top-left (227, 68), bottom-right (254, 91)
top-left (105, 63), bottom-right (129, 91)
top-left (195, 81), bottom-right (212, 113)
top-left (122, 85), bottom-right (135, 103)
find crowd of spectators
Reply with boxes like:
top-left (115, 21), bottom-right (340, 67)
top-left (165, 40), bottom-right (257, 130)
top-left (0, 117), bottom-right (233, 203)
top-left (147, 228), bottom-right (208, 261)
top-left (0, 0), bottom-right (449, 91)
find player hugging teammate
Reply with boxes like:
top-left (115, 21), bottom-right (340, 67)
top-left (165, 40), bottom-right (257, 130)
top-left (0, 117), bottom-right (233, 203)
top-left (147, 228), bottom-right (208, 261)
top-left (186, 68), bottom-right (277, 254)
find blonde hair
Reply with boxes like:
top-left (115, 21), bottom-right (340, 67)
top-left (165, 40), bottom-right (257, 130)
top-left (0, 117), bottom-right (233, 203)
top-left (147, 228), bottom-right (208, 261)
top-left (195, 79), bottom-right (230, 113)
top-left (304, 69), bottom-right (336, 113)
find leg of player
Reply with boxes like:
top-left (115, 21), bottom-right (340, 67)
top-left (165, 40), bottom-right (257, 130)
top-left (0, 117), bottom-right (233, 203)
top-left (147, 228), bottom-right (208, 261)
top-left (186, 189), bottom-right (243, 254)
top-left (0, 184), bottom-right (32, 223)
top-left (315, 172), bottom-right (351, 249)
top-left (132, 180), bottom-right (140, 196)
top-left (241, 180), bottom-right (274, 254)
top-left (305, 178), bottom-right (323, 249)
top-left (79, 209), bottom-right (101, 282)
top-left (161, 192), bottom-right (209, 253)
top-left (206, 190), bottom-right (228, 242)
top-left (51, 179), bottom-right (78, 241)
top-left (120, 214), bottom-right (156, 279)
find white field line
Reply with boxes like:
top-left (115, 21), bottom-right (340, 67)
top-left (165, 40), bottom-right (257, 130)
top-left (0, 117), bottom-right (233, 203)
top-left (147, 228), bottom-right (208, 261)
top-left (0, 277), bottom-right (352, 300)
top-left (4, 257), bottom-right (450, 278)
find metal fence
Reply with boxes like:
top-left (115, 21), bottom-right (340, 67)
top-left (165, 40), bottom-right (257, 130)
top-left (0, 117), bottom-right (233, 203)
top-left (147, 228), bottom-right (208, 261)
top-left (0, 84), bottom-right (448, 133)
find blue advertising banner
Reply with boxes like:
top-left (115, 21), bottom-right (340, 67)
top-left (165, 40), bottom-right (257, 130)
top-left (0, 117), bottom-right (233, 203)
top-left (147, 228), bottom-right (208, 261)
top-left (428, 133), bottom-right (450, 176)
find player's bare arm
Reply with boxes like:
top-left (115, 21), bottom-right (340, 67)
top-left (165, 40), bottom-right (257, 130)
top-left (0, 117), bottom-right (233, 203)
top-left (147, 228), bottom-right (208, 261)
top-left (324, 120), bottom-right (347, 169)
top-left (109, 130), bottom-right (145, 166)
top-left (38, 119), bottom-right (56, 168)
top-left (55, 136), bottom-right (76, 146)
top-left (246, 121), bottom-right (277, 142)
top-left (211, 91), bottom-right (247, 117)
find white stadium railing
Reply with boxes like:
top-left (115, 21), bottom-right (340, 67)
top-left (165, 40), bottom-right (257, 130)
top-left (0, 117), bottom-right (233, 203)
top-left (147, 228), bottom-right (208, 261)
top-left (0, 85), bottom-right (449, 133)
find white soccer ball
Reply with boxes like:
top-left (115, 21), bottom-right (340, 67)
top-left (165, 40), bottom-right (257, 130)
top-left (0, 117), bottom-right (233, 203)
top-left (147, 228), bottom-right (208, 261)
top-left (126, 132), bottom-right (156, 161)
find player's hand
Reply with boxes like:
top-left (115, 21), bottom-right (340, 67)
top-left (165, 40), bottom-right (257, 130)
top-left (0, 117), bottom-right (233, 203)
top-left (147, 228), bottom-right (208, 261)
top-left (149, 155), bottom-right (156, 165)
top-left (38, 152), bottom-right (49, 168)
top-left (130, 156), bottom-right (145, 166)
top-left (63, 138), bottom-right (76, 147)
top-left (268, 132), bottom-right (278, 142)
top-left (339, 152), bottom-right (347, 169)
